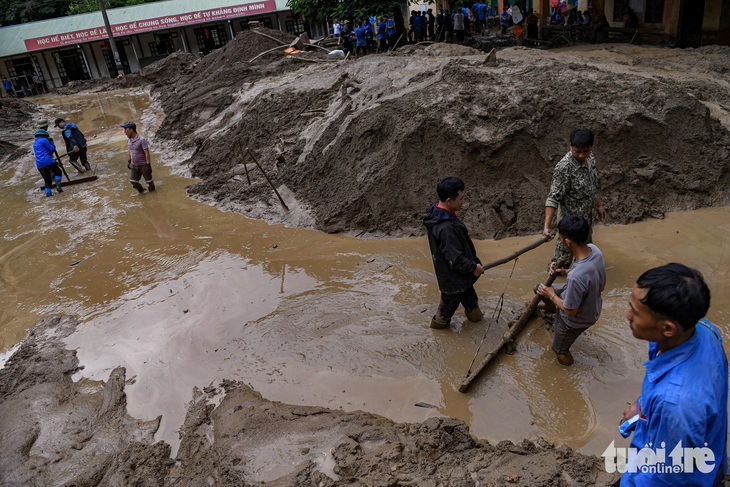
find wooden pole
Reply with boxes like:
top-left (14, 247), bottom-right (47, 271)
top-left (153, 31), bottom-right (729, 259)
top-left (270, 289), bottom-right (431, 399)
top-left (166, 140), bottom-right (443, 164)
top-left (458, 257), bottom-right (567, 393)
top-left (245, 147), bottom-right (289, 211)
top-left (249, 29), bottom-right (289, 46)
top-left (53, 150), bottom-right (72, 181)
top-left (481, 234), bottom-right (552, 271)
top-left (248, 45), bottom-right (286, 63)
top-left (237, 141), bottom-right (251, 185)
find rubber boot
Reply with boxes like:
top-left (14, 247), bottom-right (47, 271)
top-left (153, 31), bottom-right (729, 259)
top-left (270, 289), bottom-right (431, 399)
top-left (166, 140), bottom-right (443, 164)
top-left (465, 306), bottom-right (483, 322)
top-left (556, 351), bottom-right (574, 366)
top-left (83, 162), bottom-right (91, 171)
top-left (45, 188), bottom-right (52, 197)
top-left (132, 182), bottom-right (145, 193)
top-left (148, 181), bottom-right (156, 192)
top-left (430, 312), bottom-right (450, 329)
top-left (55, 177), bottom-right (63, 193)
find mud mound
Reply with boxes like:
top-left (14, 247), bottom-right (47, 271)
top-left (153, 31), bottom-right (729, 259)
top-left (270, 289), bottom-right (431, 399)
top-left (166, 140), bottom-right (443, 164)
top-left (0, 316), bottom-right (170, 487)
top-left (140, 51), bottom-right (199, 85)
top-left (150, 28), bottom-right (335, 142)
top-left (0, 98), bottom-right (39, 168)
top-left (53, 51), bottom-right (198, 95)
top-left (152, 44), bottom-right (730, 238)
top-left (0, 315), bottom-right (619, 486)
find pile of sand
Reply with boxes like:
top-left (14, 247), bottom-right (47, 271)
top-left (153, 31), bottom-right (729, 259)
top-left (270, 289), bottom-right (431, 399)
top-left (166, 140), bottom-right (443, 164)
top-left (148, 39), bottom-right (730, 238)
top-left (0, 98), bottom-right (40, 168)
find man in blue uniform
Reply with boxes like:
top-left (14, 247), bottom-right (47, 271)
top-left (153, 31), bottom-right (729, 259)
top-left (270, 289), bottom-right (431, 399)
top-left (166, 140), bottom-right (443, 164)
top-left (618, 263), bottom-right (728, 486)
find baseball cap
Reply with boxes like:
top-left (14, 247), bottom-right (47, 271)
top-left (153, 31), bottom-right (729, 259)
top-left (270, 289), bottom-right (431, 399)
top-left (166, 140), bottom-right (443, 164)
top-left (37, 119), bottom-right (49, 128)
top-left (120, 121), bottom-right (137, 130)
top-left (54, 117), bottom-right (65, 127)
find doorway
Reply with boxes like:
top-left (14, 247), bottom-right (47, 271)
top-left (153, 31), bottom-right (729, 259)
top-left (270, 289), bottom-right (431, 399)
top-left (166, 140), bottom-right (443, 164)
top-left (678, 0), bottom-right (705, 47)
top-left (52, 48), bottom-right (89, 84)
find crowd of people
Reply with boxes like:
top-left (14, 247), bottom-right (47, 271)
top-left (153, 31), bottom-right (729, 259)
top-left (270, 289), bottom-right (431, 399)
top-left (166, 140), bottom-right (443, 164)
top-left (424, 127), bottom-right (728, 486)
top-left (328, 1), bottom-right (624, 55)
top-left (330, 3), bottom-right (521, 55)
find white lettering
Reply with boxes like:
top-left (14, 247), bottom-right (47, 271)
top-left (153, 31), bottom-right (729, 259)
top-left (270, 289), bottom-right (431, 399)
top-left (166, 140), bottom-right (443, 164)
top-left (603, 440), bottom-right (716, 475)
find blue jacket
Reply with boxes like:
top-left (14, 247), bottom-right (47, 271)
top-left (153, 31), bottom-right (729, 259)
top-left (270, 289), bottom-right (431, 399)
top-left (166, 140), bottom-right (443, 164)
top-left (33, 130), bottom-right (57, 169)
top-left (622, 319), bottom-right (728, 486)
top-left (413, 14), bottom-right (424, 30)
top-left (354, 26), bottom-right (366, 47)
top-left (386, 18), bottom-right (395, 35)
top-left (377, 22), bottom-right (387, 40)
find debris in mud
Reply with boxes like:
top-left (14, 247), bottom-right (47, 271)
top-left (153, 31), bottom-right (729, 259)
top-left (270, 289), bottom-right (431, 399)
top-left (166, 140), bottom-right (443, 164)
top-left (0, 315), bottom-right (621, 486)
top-left (140, 38), bottom-right (730, 239)
top-left (0, 98), bottom-right (40, 168)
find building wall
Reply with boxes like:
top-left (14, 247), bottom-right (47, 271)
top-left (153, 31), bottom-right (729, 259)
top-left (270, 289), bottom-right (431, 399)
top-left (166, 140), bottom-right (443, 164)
top-left (0, 10), bottom-right (292, 92)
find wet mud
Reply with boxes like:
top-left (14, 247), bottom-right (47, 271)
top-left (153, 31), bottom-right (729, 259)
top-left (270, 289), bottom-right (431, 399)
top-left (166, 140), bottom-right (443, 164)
top-left (149, 32), bottom-right (730, 239)
top-left (1, 316), bottom-right (618, 487)
top-left (2, 38), bottom-right (730, 486)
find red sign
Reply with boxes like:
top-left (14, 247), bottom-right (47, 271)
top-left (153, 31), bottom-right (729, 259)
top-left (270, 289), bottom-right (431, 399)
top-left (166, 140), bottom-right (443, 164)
top-left (24, 0), bottom-right (276, 50)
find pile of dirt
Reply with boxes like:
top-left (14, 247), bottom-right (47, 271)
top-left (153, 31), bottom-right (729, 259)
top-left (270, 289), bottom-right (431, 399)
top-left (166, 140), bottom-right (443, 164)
top-left (149, 29), bottom-right (334, 135)
top-left (0, 98), bottom-right (40, 168)
top-left (148, 42), bottom-right (730, 238)
top-left (0, 315), bottom-right (619, 486)
top-left (54, 51), bottom-right (200, 95)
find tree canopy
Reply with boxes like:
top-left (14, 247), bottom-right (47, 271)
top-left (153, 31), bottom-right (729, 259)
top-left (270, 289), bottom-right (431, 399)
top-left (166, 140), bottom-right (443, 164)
top-left (0, 0), bottom-right (158, 26)
top-left (287, 0), bottom-right (406, 25)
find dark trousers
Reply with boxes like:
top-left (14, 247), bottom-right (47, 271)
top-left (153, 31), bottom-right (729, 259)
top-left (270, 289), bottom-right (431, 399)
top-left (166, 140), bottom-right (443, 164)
top-left (438, 286), bottom-right (479, 320)
top-left (69, 146), bottom-right (88, 165)
top-left (388, 34), bottom-right (397, 50)
top-left (38, 164), bottom-right (62, 189)
top-left (379, 38), bottom-right (388, 52)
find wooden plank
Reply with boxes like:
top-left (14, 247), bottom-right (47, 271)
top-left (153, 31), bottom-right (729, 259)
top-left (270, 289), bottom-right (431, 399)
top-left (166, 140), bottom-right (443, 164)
top-left (38, 175), bottom-right (98, 189)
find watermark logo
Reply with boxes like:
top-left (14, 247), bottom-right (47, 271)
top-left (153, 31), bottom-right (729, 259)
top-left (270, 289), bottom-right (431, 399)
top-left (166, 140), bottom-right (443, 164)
top-left (602, 440), bottom-right (716, 474)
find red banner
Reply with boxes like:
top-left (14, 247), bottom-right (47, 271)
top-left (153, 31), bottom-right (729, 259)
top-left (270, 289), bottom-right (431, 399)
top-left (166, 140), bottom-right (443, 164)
top-left (24, 0), bottom-right (277, 51)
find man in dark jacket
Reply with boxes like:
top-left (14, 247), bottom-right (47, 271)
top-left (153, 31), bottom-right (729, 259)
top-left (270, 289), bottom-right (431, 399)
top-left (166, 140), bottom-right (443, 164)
top-left (54, 117), bottom-right (90, 172)
top-left (424, 177), bottom-right (485, 329)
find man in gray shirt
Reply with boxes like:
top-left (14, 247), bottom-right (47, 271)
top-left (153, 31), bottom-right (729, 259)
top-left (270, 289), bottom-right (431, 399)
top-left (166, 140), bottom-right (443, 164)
top-left (536, 214), bottom-right (606, 366)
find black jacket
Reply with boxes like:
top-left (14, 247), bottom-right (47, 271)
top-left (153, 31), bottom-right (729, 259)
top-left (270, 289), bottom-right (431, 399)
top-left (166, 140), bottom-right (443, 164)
top-left (424, 202), bottom-right (481, 295)
top-left (61, 122), bottom-right (87, 153)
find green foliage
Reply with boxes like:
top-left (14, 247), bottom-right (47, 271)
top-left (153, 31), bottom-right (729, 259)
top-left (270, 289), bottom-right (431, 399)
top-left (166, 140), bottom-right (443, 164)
top-left (286, 0), bottom-right (334, 25)
top-left (1, 0), bottom-right (69, 25)
top-left (287, 0), bottom-right (407, 24)
top-left (67, 0), bottom-right (98, 15)
top-left (0, 0), bottom-right (162, 25)
top-left (68, 0), bottom-right (155, 15)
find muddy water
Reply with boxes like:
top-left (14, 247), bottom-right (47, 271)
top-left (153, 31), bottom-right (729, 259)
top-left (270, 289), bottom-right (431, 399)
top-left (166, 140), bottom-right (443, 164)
top-left (2, 90), bottom-right (730, 462)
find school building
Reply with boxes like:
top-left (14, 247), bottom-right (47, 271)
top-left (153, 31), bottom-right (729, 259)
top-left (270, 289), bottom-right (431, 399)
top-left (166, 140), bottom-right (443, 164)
top-left (0, 0), bottom-right (318, 92)
top-left (1, 0), bottom-right (728, 94)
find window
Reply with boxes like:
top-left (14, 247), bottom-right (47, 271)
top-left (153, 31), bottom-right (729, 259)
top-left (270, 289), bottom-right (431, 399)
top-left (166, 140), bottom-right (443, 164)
top-left (194, 25), bottom-right (228, 54)
top-left (149, 33), bottom-right (175, 56)
top-left (612, 0), bottom-right (630, 22)
top-left (285, 18), bottom-right (304, 35)
top-left (644, 0), bottom-right (664, 23)
top-left (5, 60), bottom-right (17, 77)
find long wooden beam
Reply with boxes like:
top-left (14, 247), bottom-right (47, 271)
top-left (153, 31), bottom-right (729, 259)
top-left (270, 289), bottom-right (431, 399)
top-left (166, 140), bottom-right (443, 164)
top-left (458, 256), bottom-right (566, 393)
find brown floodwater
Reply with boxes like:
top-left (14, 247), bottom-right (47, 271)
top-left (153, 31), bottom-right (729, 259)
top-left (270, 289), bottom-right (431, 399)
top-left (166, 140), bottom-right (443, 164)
top-left (2, 90), bottom-right (729, 460)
